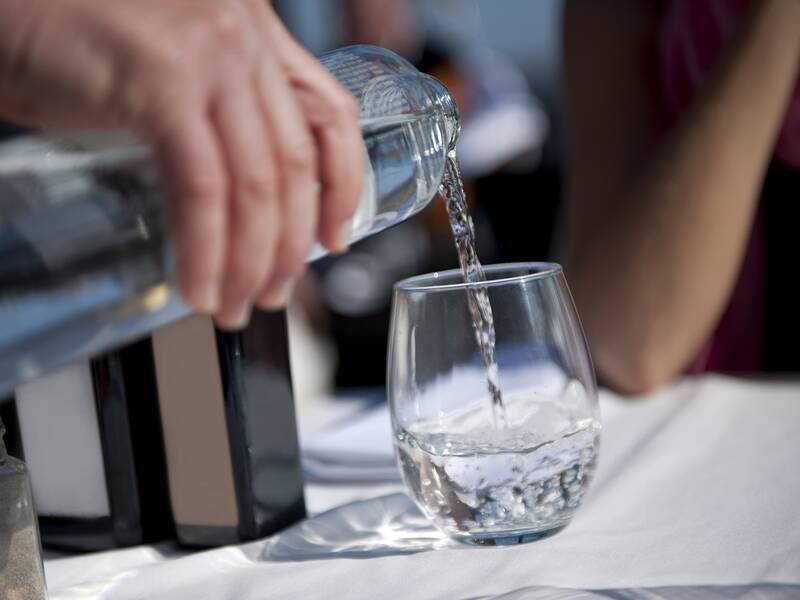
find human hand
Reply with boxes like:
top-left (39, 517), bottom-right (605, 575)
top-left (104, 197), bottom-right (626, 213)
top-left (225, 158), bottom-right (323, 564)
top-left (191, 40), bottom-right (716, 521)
top-left (0, 0), bottom-right (364, 328)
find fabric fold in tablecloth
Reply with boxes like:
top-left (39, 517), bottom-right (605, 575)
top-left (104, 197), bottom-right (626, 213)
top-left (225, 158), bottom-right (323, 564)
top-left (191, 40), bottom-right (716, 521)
top-left (301, 405), bottom-right (398, 482)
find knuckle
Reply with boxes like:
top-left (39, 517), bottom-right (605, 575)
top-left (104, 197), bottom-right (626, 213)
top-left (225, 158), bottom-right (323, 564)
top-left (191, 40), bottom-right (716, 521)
top-left (335, 91), bottom-right (361, 120)
top-left (202, 5), bottom-right (247, 53)
top-left (330, 170), bottom-right (363, 213)
top-left (282, 138), bottom-right (316, 174)
top-left (116, 58), bottom-right (187, 122)
top-left (186, 174), bottom-right (225, 209)
top-left (137, 89), bottom-right (183, 129)
top-left (149, 48), bottom-right (186, 80)
top-left (131, 40), bottom-right (190, 85)
top-left (239, 172), bottom-right (275, 204)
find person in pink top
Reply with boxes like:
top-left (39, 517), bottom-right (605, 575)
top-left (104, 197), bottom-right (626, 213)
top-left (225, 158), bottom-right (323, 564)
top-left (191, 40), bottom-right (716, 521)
top-left (562, 0), bottom-right (800, 393)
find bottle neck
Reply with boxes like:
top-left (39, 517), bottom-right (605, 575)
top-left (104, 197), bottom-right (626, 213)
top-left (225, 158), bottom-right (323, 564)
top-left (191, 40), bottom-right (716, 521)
top-left (420, 74), bottom-right (460, 150)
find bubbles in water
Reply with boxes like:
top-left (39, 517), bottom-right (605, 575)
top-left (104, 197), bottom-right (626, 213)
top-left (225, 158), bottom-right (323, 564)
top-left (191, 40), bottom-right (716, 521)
top-left (395, 399), bottom-right (600, 540)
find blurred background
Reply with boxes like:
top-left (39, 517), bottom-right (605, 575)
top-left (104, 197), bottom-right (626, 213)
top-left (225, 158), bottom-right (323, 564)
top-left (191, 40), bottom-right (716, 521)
top-left (275, 0), bottom-right (567, 402)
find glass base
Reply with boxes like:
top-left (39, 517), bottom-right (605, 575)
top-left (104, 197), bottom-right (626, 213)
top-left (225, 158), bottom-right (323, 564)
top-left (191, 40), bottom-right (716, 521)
top-left (449, 524), bottom-right (567, 547)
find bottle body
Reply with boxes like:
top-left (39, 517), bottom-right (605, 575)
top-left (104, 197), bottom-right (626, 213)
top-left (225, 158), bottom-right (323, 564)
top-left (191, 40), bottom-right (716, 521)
top-left (0, 424), bottom-right (47, 600)
top-left (0, 45), bottom-right (458, 394)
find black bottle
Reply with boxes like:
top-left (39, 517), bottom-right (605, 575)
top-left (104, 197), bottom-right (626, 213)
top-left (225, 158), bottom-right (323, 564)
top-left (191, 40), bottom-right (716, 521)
top-left (151, 309), bottom-right (306, 547)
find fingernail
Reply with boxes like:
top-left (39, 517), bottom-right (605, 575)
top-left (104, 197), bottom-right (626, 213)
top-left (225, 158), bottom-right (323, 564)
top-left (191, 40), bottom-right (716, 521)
top-left (258, 279), bottom-right (295, 310)
top-left (187, 285), bottom-right (218, 314)
top-left (215, 303), bottom-right (251, 330)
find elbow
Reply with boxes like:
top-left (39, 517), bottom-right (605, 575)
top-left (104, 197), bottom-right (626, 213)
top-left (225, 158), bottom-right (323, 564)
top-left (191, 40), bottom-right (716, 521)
top-left (592, 343), bottom-right (680, 397)
top-left (572, 285), bottom-right (688, 396)
top-left (566, 262), bottom-right (690, 396)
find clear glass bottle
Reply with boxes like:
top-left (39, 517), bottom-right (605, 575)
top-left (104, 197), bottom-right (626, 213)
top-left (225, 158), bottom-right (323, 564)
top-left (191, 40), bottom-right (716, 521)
top-left (0, 417), bottom-right (47, 599)
top-left (0, 45), bottom-right (459, 395)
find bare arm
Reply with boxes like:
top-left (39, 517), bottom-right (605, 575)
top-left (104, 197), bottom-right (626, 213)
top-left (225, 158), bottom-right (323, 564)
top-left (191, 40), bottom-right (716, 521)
top-left (342, 0), bottom-right (422, 58)
top-left (563, 0), bottom-right (800, 393)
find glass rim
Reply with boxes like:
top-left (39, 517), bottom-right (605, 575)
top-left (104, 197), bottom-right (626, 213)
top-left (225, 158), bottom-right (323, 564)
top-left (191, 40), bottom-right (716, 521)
top-left (394, 261), bottom-right (563, 293)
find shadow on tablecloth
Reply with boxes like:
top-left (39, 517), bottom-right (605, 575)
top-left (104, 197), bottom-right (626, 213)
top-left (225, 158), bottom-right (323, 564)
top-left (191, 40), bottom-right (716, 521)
top-left (259, 493), bottom-right (456, 561)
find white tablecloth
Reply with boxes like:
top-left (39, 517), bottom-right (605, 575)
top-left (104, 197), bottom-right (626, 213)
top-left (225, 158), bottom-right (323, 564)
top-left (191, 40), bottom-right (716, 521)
top-left (44, 376), bottom-right (800, 599)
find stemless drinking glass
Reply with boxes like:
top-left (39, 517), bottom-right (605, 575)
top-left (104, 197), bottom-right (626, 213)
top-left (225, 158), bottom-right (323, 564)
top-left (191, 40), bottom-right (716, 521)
top-left (388, 262), bottom-right (600, 545)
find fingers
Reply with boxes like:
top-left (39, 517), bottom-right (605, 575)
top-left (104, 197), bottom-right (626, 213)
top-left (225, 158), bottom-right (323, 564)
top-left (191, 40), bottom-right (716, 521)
top-left (5, 0), bottom-right (365, 328)
top-left (211, 76), bottom-right (280, 329)
top-left (266, 14), bottom-right (365, 253)
top-left (160, 2), bottom-right (364, 326)
top-left (151, 108), bottom-right (227, 315)
top-left (253, 57), bottom-right (320, 310)
top-left (300, 85), bottom-right (365, 252)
